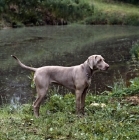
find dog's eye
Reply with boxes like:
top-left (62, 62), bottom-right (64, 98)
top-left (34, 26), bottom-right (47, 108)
top-left (97, 59), bottom-right (102, 63)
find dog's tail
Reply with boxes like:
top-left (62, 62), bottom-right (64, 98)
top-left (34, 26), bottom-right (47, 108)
top-left (11, 55), bottom-right (37, 71)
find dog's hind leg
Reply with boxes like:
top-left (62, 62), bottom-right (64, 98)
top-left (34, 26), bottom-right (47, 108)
top-left (33, 87), bottom-right (48, 117)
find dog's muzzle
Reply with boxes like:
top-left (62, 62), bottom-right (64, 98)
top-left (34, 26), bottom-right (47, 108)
top-left (105, 64), bottom-right (109, 70)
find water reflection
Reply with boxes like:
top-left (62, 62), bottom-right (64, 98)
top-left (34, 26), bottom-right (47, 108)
top-left (0, 25), bottom-right (139, 105)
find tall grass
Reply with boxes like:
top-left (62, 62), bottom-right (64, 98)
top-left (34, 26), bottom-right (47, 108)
top-left (84, 0), bottom-right (139, 25)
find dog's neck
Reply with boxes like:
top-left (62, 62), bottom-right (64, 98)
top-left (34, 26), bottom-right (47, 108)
top-left (83, 61), bottom-right (95, 79)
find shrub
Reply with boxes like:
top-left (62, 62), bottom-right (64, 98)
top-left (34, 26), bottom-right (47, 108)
top-left (130, 40), bottom-right (139, 59)
top-left (111, 77), bottom-right (139, 97)
top-left (43, 0), bottom-right (94, 21)
top-left (1, 0), bottom-right (94, 25)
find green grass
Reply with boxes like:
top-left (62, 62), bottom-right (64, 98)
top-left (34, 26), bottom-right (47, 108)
top-left (1, 67), bottom-right (139, 139)
top-left (84, 0), bottom-right (139, 25)
top-left (0, 91), bottom-right (139, 139)
top-left (92, 0), bottom-right (139, 15)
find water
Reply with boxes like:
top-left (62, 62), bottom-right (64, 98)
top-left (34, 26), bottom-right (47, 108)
top-left (0, 25), bottom-right (139, 105)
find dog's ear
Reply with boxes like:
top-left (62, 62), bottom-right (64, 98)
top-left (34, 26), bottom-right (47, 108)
top-left (87, 55), bottom-right (97, 69)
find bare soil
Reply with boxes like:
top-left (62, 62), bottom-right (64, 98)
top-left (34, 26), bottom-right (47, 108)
top-left (125, 95), bottom-right (139, 105)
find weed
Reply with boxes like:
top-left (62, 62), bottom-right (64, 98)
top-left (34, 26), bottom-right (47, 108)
top-left (110, 75), bottom-right (139, 97)
top-left (28, 72), bottom-right (35, 89)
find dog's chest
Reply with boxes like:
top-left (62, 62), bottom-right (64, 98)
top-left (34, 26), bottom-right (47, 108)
top-left (86, 73), bottom-right (92, 86)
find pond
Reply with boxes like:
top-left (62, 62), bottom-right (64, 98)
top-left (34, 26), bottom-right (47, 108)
top-left (0, 25), bottom-right (139, 105)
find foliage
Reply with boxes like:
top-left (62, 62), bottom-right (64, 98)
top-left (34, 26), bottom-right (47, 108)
top-left (0, 92), bottom-right (139, 139)
top-left (1, 0), bottom-right (139, 26)
top-left (0, 0), bottom-right (94, 26)
top-left (43, 0), bottom-right (94, 21)
top-left (84, 0), bottom-right (139, 25)
top-left (113, 0), bottom-right (139, 5)
top-left (130, 40), bottom-right (139, 60)
top-left (28, 72), bottom-right (35, 89)
top-left (4, 0), bottom-right (44, 25)
top-left (110, 76), bottom-right (139, 97)
top-left (0, 0), bottom-right (6, 13)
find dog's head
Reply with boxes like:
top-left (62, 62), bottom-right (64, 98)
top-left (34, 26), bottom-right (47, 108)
top-left (87, 55), bottom-right (109, 71)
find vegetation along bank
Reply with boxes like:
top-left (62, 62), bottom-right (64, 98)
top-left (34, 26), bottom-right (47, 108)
top-left (0, 0), bottom-right (139, 28)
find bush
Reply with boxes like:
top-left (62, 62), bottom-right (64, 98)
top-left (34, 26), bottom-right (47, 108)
top-left (111, 77), bottom-right (139, 97)
top-left (1, 0), bottom-right (94, 26)
top-left (43, 0), bottom-right (94, 21)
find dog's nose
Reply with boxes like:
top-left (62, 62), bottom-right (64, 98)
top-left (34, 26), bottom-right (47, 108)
top-left (106, 64), bottom-right (109, 70)
top-left (105, 64), bottom-right (110, 70)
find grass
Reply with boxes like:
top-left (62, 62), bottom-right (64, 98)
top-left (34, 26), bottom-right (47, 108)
top-left (92, 0), bottom-right (139, 15)
top-left (84, 0), bottom-right (139, 25)
top-left (1, 81), bottom-right (139, 140)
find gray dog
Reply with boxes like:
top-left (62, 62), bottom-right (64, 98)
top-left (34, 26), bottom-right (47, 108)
top-left (11, 55), bottom-right (109, 117)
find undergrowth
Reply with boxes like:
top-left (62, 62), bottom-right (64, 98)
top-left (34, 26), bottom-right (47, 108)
top-left (108, 75), bottom-right (139, 97)
top-left (1, 76), bottom-right (139, 140)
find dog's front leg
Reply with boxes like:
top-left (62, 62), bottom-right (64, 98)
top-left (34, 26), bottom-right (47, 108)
top-left (75, 89), bottom-right (82, 115)
top-left (80, 88), bottom-right (88, 115)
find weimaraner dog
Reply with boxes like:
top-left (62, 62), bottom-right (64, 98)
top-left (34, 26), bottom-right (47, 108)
top-left (11, 55), bottom-right (109, 117)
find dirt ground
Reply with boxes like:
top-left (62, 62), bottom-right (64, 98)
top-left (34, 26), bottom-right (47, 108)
top-left (125, 95), bottom-right (139, 105)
